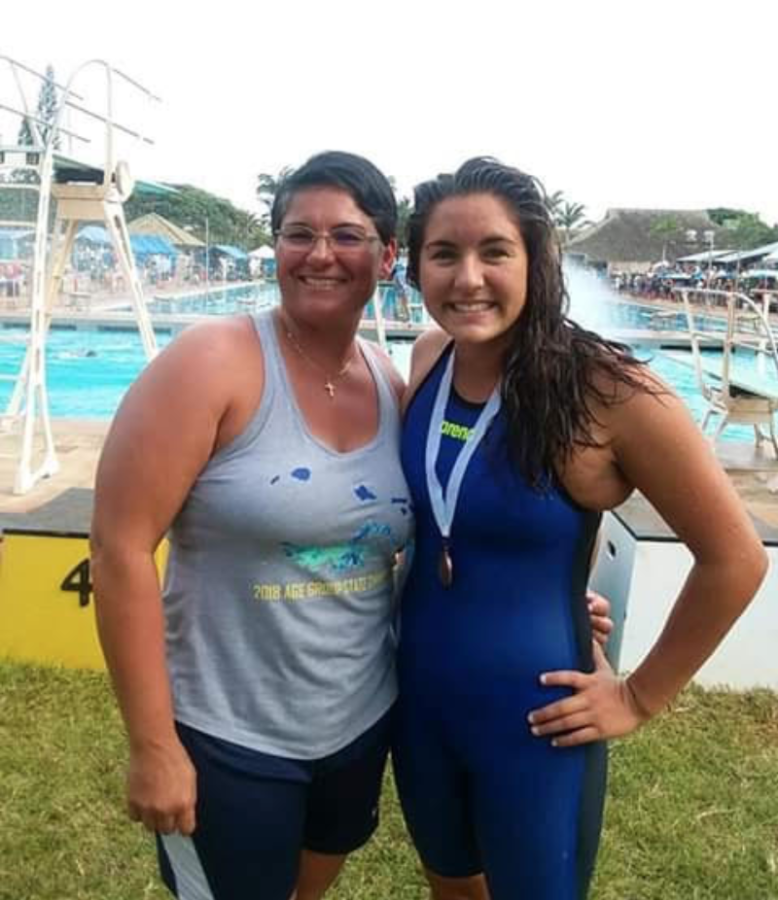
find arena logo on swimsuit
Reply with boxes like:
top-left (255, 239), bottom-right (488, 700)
top-left (440, 419), bottom-right (474, 442)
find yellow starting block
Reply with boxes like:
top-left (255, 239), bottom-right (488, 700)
top-left (0, 530), bottom-right (104, 669)
top-left (0, 489), bottom-right (166, 671)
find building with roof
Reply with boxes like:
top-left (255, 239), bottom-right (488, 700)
top-left (716, 241), bottom-right (778, 267)
top-left (128, 212), bottom-right (204, 249)
top-left (565, 209), bottom-right (729, 274)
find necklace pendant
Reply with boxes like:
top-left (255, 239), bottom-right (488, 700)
top-left (438, 543), bottom-right (453, 588)
top-left (324, 381), bottom-right (335, 398)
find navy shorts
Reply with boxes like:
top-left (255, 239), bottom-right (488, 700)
top-left (157, 709), bottom-right (392, 900)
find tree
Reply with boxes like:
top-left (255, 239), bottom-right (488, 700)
top-left (649, 215), bottom-right (682, 262)
top-left (256, 167), bottom-right (293, 228)
top-left (125, 184), bottom-right (270, 250)
top-left (396, 195), bottom-right (412, 249)
top-left (721, 212), bottom-right (778, 251)
top-left (556, 201), bottom-right (590, 244)
top-left (383, 176), bottom-right (413, 249)
top-left (546, 190), bottom-right (591, 243)
top-left (17, 64), bottom-right (60, 149)
top-left (546, 190), bottom-right (565, 221)
top-left (706, 207), bottom-right (746, 228)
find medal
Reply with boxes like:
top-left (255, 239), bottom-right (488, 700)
top-left (425, 349), bottom-right (501, 589)
top-left (438, 542), bottom-right (453, 587)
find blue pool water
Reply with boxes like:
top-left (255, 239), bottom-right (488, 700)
top-left (145, 283), bottom-right (279, 316)
top-left (605, 301), bottom-right (727, 334)
top-left (0, 328), bottom-right (174, 417)
top-left (0, 293), bottom-right (774, 443)
top-left (145, 281), bottom-right (424, 323)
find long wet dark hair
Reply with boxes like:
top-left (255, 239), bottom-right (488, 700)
top-left (407, 157), bottom-right (656, 487)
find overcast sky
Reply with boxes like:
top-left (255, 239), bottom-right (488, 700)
top-left (4, 0), bottom-right (777, 226)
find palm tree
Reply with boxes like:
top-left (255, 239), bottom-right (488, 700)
top-left (396, 196), bottom-right (412, 249)
top-left (649, 216), bottom-right (681, 264)
top-left (557, 202), bottom-right (590, 244)
top-left (256, 167), bottom-right (294, 215)
top-left (546, 190), bottom-right (565, 221)
top-left (235, 211), bottom-right (268, 250)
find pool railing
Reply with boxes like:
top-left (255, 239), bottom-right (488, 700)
top-left (676, 287), bottom-right (778, 455)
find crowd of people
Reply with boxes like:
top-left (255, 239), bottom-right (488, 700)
top-left (611, 265), bottom-right (778, 307)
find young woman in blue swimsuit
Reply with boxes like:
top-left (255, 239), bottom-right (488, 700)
top-left (393, 157), bottom-right (767, 900)
top-left (91, 150), bottom-right (613, 900)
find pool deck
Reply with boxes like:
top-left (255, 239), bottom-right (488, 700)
top-left (1, 292), bottom-right (778, 528)
top-left (1, 418), bottom-right (777, 532)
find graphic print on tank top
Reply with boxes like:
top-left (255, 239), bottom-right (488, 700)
top-left (250, 465), bottom-right (411, 600)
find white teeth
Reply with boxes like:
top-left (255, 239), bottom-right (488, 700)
top-left (451, 302), bottom-right (492, 312)
top-left (302, 277), bottom-right (340, 288)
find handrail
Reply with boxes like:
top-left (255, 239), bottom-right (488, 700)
top-left (676, 287), bottom-right (778, 400)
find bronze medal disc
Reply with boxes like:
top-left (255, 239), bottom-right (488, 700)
top-left (438, 545), bottom-right (453, 588)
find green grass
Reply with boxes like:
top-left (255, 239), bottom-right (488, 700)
top-left (1, 661), bottom-right (776, 900)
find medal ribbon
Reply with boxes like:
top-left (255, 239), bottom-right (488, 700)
top-left (425, 349), bottom-right (502, 546)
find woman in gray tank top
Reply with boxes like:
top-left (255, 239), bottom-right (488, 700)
top-left (92, 151), bottom-right (612, 900)
top-left (92, 151), bottom-right (414, 900)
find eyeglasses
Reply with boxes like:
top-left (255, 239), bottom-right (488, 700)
top-left (275, 225), bottom-right (382, 254)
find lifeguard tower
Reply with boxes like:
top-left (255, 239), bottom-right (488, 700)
top-left (0, 55), bottom-right (162, 494)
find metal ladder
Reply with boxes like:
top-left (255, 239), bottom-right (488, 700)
top-left (0, 55), bottom-right (159, 493)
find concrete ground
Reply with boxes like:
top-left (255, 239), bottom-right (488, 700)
top-left (0, 419), bottom-right (108, 515)
top-left (1, 419), bottom-right (777, 528)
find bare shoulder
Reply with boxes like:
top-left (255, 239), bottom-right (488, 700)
top-left (132, 315), bottom-right (261, 407)
top-left (93, 316), bottom-right (263, 546)
top-left (115, 314), bottom-right (262, 436)
top-left (363, 339), bottom-right (405, 401)
top-left (402, 326), bottom-right (451, 415)
top-left (598, 365), bottom-right (758, 557)
top-left (159, 314), bottom-right (259, 371)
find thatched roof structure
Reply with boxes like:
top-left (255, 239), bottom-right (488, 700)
top-left (128, 212), bottom-right (204, 248)
top-left (565, 209), bottom-right (728, 269)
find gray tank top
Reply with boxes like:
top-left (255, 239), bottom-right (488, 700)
top-left (163, 310), bottom-right (412, 758)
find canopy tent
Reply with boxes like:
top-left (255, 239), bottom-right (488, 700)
top-left (77, 225), bottom-right (112, 245)
top-left (212, 244), bottom-right (249, 260)
top-left (740, 269), bottom-right (778, 280)
top-left (76, 225), bottom-right (177, 257)
top-left (716, 241), bottom-right (778, 265)
top-left (131, 234), bottom-right (178, 257)
top-left (0, 226), bottom-right (35, 260)
top-left (249, 245), bottom-right (275, 259)
top-left (0, 226), bottom-right (36, 239)
top-left (659, 272), bottom-right (694, 281)
top-left (129, 212), bottom-right (205, 248)
top-left (675, 249), bottom-right (733, 263)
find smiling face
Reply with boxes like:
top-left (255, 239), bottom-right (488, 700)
top-left (419, 193), bottom-right (529, 354)
top-left (275, 186), bottom-right (395, 329)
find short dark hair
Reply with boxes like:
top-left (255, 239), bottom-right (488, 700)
top-left (406, 157), bottom-right (654, 487)
top-left (271, 151), bottom-right (397, 245)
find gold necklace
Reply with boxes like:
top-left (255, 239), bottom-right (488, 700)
top-left (282, 319), bottom-right (358, 399)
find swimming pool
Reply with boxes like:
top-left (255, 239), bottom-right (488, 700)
top-left (0, 298), bottom-right (773, 442)
top-left (604, 301), bottom-right (725, 334)
top-left (144, 281), bottom-right (425, 324)
top-left (146, 283), bottom-right (279, 316)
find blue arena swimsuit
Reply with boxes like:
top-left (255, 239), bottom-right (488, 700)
top-left (394, 346), bottom-right (607, 900)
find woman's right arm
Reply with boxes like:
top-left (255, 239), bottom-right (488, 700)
top-left (91, 319), bottom-right (257, 835)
